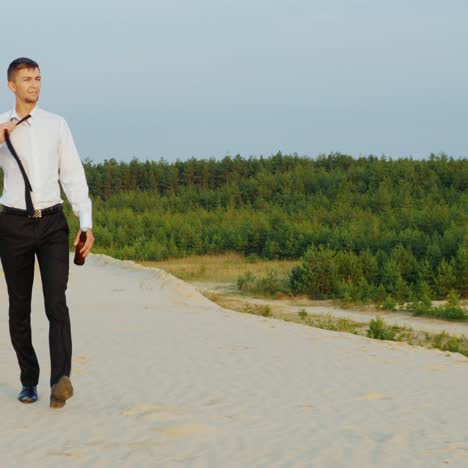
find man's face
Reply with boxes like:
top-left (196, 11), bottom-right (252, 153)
top-left (8, 67), bottom-right (41, 104)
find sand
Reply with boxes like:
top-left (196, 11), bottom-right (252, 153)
top-left (0, 254), bottom-right (467, 467)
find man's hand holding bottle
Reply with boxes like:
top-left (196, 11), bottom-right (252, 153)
top-left (73, 229), bottom-right (95, 265)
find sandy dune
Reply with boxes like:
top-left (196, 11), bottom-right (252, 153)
top-left (1, 255), bottom-right (467, 467)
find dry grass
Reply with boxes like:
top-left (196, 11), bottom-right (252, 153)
top-left (139, 252), bottom-right (300, 283)
top-left (203, 293), bottom-right (367, 332)
top-left (204, 292), bottom-right (468, 356)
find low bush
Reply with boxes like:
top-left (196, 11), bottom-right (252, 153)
top-left (367, 318), bottom-right (398, 341)
top-left (432, 332), bottom-right (461, 353)
top-left (242, 303), bottom-right (272, 317)
top-left (237, 270), bottom-right (288, 297)
top-left (298, 309), bottom-right (308, 320)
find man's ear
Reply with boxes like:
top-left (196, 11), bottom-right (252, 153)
top-left (7, 81), bottom-right (16, 94)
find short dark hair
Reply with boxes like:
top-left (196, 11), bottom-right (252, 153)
top-left (7, 57), bottom-right (40, 81)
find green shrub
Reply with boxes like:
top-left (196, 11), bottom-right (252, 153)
top-left (432, 332), bottom-right (461, 353)
top-left (410, 292), bottom-right (466, 320)
top-left (415, 280), bottom-right (433, 306)
top-left (298, 309), bottom-right (308, 320)
top-left (246, 254), bottom-right (260, 264)
top-left (436, 306), bottom-right (466, 320)
top-left (367, 318), bottom-right (397, 341)
top-left (380, 295), bottom-right (396, 311)
top-left (255, 270), bottom-right (284, 296)
top-left (238, 270), bottom-right (288, 297)
top-left (315, 315), bottom-right (360, 333)
top-left (446, 289), bottom-right (461, 308)
top-left (288, 245), bottom-right (339, 298)
top-left (237, 272), bottom-right (256, 291)
top-left (241, 303), bottom-right (271, 317)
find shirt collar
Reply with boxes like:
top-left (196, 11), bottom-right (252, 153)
top-left (9, 105), bottom-right (39, 123)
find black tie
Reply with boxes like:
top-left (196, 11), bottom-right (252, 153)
top-left (3, 115), bottom-right (35, 216)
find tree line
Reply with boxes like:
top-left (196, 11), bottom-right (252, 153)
top-left (3, 152), bottom-right (467, 301)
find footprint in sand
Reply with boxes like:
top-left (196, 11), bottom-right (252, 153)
top-left (47, 450), bottom-right (80, 459)
top-left (360, 393), bottom-right (391, 401)
top-left (121, 405), bottom-right (185, 420)
top-left (423, 443), bottom-right (468, 455)
top-left (152, 424), bottom-right (211, 438)
top-left (72, 355), bottom-right (90, 376)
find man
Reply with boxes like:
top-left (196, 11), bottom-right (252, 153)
top-left (0, 58), bottom-right (94, 408)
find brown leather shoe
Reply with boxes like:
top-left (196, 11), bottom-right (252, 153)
top-left (50, 376), bottom-right (73, 408)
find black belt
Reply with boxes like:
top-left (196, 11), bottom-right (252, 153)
top-left (0, 203), bottom-right (63, 218)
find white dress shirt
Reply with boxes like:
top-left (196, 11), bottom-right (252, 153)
top-left (0, 106), bottom-right (92, 229)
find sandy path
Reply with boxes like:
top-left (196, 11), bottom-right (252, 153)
top-left (1, 255), bottom-right (467, 467)
top-left (193, 281), bottom-right (468, 337)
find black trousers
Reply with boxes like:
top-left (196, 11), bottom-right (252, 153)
top-left (0, 210), bottom-right (71, 387)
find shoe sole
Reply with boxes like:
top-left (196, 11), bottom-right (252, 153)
top-left (19, 397), bottom-right (37, 404)
top-left (50, 376), bottom-right (73, 408)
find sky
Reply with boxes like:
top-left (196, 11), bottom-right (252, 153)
top-left (1, 0), bottom-right (467, 162)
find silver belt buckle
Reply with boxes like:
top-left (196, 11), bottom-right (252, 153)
top-left (32, 209), bottom-right (42, 218)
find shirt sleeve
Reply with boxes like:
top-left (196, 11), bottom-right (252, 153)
top-left (58, 118), bottom-right (93, 230)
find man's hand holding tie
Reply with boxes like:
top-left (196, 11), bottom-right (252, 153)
top-left (0, 121), bottom-right (16, 144)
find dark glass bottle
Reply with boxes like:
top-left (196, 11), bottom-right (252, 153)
top-left (74, 231), bottom-right (87, 266)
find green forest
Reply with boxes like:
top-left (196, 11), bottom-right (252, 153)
top-left (33, 152), bottom-right (468, 303)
